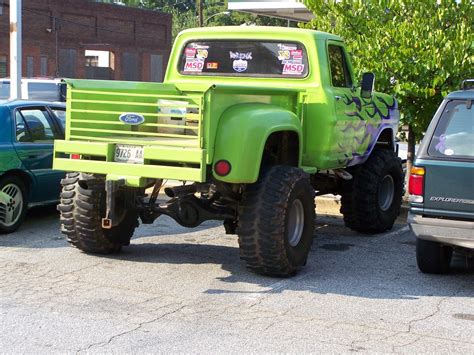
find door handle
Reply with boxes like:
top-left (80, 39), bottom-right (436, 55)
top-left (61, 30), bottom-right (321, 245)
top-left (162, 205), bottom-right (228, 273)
top-left (335, 96), bottom-right (342, 101)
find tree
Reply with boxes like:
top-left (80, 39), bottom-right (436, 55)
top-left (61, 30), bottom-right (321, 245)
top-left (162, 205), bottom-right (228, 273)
top-left (302, 0), bottom-right (473, 176)
top-left (101, 0), bottom-right (288, 39)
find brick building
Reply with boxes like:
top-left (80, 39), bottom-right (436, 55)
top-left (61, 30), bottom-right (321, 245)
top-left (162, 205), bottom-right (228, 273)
top-left (0, 0), bottom-right (172, 81)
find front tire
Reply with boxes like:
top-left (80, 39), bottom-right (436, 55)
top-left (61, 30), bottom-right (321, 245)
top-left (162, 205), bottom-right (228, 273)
top-left (340, 149), bottom-right (403, 233)
top-left (416, 238), bottom-right (452, 274)
top-left (0, 175), bottom-right (28, 234)
top-left (58, 172), bottom-right (139, 254)
top-left (237, 166), bottom-right (315, 277)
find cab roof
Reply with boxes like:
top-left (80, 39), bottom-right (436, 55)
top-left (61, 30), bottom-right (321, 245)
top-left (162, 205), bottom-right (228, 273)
top-left (177, 26), bottom-right (342, 42)
top-left (446, 89), bottom-right (474, 100)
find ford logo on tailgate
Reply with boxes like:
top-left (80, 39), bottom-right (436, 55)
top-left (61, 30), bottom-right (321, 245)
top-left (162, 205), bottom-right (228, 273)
top-left (119, 113), bottom-right (145, 125)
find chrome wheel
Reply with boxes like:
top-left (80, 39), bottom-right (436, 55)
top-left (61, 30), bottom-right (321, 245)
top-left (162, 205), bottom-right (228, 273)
top-left (287, 199), bottom-right (305, 247)
top-left (378, 175), bottom-right (394, 211)
top-left (0, 183), bottom-right (24, 227)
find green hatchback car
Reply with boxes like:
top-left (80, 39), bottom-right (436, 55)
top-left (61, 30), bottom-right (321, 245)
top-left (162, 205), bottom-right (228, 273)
top-left (408, 80), bottom-right (474, 274)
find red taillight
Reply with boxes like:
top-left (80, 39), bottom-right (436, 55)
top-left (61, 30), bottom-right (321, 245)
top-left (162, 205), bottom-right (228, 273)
top-left (70, 154), bottom-right (81, 160)
top-left (214, 160), bottom-right (231, 176)
top-left (409, 167), bottom-right (425, 203)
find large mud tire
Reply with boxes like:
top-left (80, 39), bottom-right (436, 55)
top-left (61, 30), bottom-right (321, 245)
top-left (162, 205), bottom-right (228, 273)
top-left (237, 166), bottom-right (315, 277)
top-left (58, 172), bottom-right (139, 254)
top-left (340, 149), bottom-right (403, 233)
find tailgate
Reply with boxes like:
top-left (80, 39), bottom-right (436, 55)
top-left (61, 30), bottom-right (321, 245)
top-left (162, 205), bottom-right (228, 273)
top-left (53, 79), bottom-right (208, 183)
top-left (421, 159), bottom-right (474, 218)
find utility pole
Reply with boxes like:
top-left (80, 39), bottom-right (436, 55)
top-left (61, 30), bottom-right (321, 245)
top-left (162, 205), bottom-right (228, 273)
top-left (9, 0), bottom-right (22, 100)
top-left (197, 0), bottom-right (203, 27)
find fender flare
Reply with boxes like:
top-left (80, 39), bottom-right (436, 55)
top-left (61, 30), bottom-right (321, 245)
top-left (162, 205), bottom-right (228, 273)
top-left (212, 103), bottom-right (302, 183)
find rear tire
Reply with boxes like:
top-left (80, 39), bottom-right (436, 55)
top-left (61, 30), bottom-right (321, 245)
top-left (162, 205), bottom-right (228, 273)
top-left (237, 166), bottom-right (315, 277)
top-left (58, 172), bottom-right (139, 254)
top-left (340, 149), bottom-right (403, 233)
top-left (416, 238), bottom-right (453, 274)
top-left (0, 175), bottom-right (28, 234)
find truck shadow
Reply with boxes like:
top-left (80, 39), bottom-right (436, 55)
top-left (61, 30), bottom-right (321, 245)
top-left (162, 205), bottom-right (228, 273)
top-left (109, 215), bottom-right (474, 300)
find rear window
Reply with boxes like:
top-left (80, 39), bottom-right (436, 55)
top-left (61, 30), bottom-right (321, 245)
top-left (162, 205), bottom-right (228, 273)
top-left (428, 100), bottom-right (474, 159)
top-left (0, 81), bottom-right (10, 100)
top-left (179, 40), bottom-right (308, 78)
top-left (28, 82), bottom-right (60, 101)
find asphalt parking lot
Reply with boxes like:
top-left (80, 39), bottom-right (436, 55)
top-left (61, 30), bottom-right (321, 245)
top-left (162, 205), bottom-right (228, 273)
top-left (1, 202), bottom-right (473, 353)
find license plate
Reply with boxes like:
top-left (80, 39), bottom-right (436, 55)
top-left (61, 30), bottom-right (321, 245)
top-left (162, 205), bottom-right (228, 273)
top-left (114, 144), bottom-right (144, 164)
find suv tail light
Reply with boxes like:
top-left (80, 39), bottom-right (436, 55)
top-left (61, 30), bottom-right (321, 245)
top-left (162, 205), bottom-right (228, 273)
top-left (70, 154), bottom-right (81, 160)
top-left (409, 166), bottom-right (425, 203)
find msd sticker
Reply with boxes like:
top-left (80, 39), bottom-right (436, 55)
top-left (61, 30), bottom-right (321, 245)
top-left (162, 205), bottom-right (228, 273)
top-left (233, 59), bottom-right (248, 72)
top-left (283, 63), bottom-right (305, 75)
top-left (185, 48), bottom-right (196, 58)
top-left (184, 59), bottom-right (204, 72)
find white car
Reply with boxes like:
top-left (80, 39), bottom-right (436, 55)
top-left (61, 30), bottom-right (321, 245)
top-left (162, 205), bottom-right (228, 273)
top-left (0, 78), bottom-right (65, 102)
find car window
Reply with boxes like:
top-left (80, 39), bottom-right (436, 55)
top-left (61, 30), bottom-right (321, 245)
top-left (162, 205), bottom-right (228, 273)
top-left (328, 45), bottom-right (352, 88)
top-left (16, 108), bottom-right (59, 143)
top-left (0, 81), bottom-right (10, 100)
top-left (27, 82), bottom-right (59, 101)
top-left (51, 108), bottom-right (66, 129)
top-left (428, 100), bottom-right (474, 159)
top-left (15, 111), bottom-right (33, 143)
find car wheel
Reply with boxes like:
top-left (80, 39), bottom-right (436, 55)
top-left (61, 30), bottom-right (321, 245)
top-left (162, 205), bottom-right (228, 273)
top-left (416, 238), bottom-right (453, 274)
top-left (0, 175), bottom-right (28, 234)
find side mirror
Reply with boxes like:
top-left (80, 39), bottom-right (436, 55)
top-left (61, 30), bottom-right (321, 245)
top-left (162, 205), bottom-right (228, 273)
top-left (361, 72), bottom-right (375, 99)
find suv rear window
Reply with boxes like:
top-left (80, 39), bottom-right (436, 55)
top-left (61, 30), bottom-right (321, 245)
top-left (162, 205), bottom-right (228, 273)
top-left (179, 40), bottom-right (308, 78)
top-left (428, 100), bottom-right (473, 159)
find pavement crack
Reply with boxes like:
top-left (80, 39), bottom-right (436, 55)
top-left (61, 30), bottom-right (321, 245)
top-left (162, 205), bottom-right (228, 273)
top-left (77, 303), bottom-right (186, 353)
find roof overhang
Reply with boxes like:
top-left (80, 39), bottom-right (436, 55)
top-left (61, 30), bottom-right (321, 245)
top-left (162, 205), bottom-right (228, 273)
top-left (228, 0), bottom-right (314, 22)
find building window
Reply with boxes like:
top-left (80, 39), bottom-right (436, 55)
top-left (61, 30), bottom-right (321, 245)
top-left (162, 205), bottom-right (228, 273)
top-left (26, 56), bottom-right (34, 77)
top-left (84, 50), bottom-right (113, 80)
top-left (0, 55), bottom-right (7, 78)
top-left (150, 54), bottom-right (163, 82)
top-left (40, 56), bottom-right (48, 76)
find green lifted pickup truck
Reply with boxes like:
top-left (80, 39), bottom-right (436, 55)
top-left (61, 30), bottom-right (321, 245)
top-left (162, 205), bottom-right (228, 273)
top-left (53, 27), bottom-right (403, 276)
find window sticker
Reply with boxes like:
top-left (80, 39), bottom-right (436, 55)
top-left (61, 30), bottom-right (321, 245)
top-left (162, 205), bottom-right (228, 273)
top-left (278, 43), bottom-right (297, 51)
top-left (185, 48), bottom-right (196, 58)
top-left (278, 50), bottom-right (291, 61)
top-left (233, 59), bottom-right (248, 72)
top-left (281, 59), bottom-right (302, 65)
top-left (290, 50), bottom-right (302, 60)
top-left (282, 63), bottom-right (305, 75)
top-left (206, 62), bottom-right (219, 70)
top-left (184, 59), bottom-right (204, 72)
top-left (197, 49), bottom-right (208, 59)
top-left (229, 51), bottom-right (253, 60)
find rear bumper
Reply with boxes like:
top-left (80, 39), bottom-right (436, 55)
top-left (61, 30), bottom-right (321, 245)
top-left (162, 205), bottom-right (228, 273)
top-left (53, 140), bottom-right (207, 186)
top-left (408, 212), bottom-right (474, 249)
